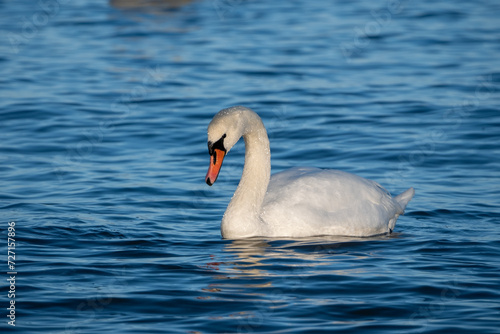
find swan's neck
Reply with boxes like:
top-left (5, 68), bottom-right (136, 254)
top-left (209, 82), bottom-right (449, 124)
top-left (221, 121), bottom-right (270, 239)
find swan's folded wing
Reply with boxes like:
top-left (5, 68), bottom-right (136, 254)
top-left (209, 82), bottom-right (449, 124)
top-left (261, 168), bottom-right (403, 237)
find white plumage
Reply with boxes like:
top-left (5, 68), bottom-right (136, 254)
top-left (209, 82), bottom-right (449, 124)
top-left (205, 106), bottom-right (414, 239)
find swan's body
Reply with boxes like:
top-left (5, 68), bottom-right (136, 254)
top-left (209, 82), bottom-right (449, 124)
top-left (205, 106), bottom-right (414, 239)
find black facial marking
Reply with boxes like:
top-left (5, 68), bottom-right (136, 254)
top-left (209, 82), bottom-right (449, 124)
top-left (208, 134), bottom-right (227, 157)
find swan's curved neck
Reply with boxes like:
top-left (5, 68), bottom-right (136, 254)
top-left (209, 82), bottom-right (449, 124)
top-left (221, 117), bottom-right (270, 239)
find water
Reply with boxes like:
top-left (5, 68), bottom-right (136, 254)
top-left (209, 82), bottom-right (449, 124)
top-left (1, 0), bottom-right (500, 333)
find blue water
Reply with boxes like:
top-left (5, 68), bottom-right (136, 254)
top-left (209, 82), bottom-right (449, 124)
top-left (1, 0), bottom-right (500, 333)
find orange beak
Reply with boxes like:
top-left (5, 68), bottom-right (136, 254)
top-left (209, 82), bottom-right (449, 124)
top-left (206, 148), bottom-right (226, 186)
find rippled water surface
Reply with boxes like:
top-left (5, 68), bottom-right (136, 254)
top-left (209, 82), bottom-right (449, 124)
top-left (1, 0), bottom-right (500, 333)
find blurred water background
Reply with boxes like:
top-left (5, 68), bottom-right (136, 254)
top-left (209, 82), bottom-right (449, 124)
top-left (1, 0), bottom-right (499, 333)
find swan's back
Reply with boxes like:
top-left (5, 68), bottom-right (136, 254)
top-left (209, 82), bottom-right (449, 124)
top-left (261, 167), bottom-right (414, 237)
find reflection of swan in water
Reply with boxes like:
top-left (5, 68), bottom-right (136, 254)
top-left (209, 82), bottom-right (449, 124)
top-left (110, 0), bottom-right (193, 10)
top-left (213, 235), bottom-right (399, 279)
top-left (199, 235), bottom-right (400, 322)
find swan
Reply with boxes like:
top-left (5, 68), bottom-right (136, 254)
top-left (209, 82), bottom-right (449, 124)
top-left (205, 106), bottom-right (415, 239)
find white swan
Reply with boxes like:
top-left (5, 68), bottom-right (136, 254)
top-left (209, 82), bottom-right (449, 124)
top-left (205, 106), bottom-right (415, 239)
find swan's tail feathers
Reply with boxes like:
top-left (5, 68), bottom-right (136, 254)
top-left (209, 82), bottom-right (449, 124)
top-left (394, 187), bottom-right (415, 212)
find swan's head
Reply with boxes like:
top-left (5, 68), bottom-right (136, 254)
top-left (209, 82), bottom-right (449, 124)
top-left (205, 106), bottom-right (251, 186)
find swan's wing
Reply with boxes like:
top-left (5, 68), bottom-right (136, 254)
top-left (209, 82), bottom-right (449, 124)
top-left (261, 167), bottom-right (403, 237)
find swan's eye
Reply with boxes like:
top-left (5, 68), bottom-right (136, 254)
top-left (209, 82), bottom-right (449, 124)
top-left (208, 134), bottom-right (227, 156)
